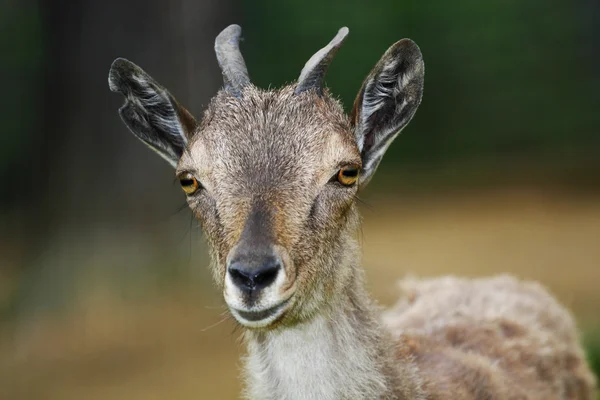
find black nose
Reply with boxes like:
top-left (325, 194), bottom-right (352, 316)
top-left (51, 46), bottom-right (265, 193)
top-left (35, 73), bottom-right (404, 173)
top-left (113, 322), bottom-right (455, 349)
top-left (228, 257), bottom-right (281, 292)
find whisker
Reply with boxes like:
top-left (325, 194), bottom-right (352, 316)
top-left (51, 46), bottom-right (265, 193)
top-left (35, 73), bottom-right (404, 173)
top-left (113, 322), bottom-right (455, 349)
top-left (354, 194), bottom-right (371, 208)
top-left (174, 201), bottom-right (189, 215)
top-left (200, 314), bottom-right (230, 332)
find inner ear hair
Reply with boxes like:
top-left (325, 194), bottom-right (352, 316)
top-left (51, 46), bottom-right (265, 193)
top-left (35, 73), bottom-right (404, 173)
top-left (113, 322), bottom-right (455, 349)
top-left (109, 58), bottom-right (197, 168)
top-left (352, 39), bottom-right (424, 187)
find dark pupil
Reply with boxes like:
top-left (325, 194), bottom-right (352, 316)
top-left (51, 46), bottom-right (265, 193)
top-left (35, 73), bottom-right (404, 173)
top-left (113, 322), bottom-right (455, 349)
top-left (180, 178), bottom-right (194, 187)
top-left (342, 169), bottom-right (358, 177)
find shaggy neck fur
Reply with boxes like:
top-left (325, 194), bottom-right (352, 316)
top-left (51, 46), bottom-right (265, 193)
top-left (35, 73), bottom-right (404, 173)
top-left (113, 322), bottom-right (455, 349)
top-left (242, 266), bottom-right (424, 400)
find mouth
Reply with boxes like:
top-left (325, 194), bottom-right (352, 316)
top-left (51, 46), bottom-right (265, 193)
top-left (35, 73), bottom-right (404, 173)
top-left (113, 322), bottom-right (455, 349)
top-left (230, 298), bottom-right (291, 328)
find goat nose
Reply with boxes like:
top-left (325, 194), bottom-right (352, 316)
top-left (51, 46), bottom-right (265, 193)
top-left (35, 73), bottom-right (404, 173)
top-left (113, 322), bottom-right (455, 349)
top-left (227, 258), bottom-right (281, 291)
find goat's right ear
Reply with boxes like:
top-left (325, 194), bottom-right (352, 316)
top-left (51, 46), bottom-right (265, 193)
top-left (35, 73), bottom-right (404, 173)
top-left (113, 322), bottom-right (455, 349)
top-left (108, 58), bottom-right (197, 168)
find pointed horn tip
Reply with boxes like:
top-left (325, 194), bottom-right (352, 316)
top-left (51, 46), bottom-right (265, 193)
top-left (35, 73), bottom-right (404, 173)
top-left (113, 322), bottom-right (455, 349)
top-left (227, 24), bottom-right (242, 32)
top-left (334, 27), bottom-right (349, 43)
top-left (294, 26), bottom-right (351, 95)
top-left (216, 24), bottom-right (242, 45)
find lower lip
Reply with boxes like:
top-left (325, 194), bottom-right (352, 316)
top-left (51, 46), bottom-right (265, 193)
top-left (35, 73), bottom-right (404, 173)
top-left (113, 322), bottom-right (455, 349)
top-left (232, 299), bottom-right (290, 324)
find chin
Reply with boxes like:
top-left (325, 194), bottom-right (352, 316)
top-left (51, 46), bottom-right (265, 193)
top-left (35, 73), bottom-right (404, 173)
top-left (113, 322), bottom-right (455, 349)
top-left (227, 297), bottom-right (294, 330)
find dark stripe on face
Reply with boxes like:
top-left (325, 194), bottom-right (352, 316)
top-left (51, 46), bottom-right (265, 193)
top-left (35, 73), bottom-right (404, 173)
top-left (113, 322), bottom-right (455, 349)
top-left (227, 201), bottom-right (279, 307)
top-left (234, 200), bottom-right (275, 258)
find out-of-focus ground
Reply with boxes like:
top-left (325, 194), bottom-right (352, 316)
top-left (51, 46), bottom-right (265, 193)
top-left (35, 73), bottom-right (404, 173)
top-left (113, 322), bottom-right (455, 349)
top-left (1, 184), bottom-right (599, 400)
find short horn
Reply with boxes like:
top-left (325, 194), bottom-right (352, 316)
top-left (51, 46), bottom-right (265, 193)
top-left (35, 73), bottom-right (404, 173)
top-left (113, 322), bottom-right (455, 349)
top-left (215, 24), bottom-right (250, 97)
top-left (295, 27), bottom-right (349, 95)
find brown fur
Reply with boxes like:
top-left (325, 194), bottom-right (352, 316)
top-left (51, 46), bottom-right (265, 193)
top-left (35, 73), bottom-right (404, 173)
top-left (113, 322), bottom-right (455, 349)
top-left (178, 86), bottom-right (363, 327)
top-left (384, 276), bottom-right (597, 399)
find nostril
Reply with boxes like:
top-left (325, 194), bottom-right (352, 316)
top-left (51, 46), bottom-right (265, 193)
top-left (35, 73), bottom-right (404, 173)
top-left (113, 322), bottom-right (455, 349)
top-left (228, 260), bottom-right (281, 291)
top-left (229, 266), bottom-right (255, 290)
top-left (253, 264), bottom-right (280, 289)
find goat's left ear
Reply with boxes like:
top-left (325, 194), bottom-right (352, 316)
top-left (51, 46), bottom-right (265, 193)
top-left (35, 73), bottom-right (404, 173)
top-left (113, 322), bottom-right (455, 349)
top-left (108, 58), bottom-right (197, 168)
top-left (352, 39), bottom-right (424, 187)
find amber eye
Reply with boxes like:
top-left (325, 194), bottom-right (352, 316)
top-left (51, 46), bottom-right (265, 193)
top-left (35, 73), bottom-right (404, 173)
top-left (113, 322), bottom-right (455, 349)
top-left (178, 172), bottom-right (200, 195)
top-left (337, 166), bottom-right (359, 186)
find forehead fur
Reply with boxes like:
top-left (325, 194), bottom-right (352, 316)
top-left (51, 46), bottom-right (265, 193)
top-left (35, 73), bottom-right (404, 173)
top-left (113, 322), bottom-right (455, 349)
top-left (202, 84), bottom-right (351, 137)
top-left (183, 85), bottom-right (358, 193)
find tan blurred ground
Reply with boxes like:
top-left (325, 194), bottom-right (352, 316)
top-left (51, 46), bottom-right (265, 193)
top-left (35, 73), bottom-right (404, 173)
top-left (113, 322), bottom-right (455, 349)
top-left (1, 187), bottom-right (599, 400)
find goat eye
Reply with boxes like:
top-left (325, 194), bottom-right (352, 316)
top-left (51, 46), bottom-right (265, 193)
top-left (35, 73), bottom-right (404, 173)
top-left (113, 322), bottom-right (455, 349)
top-left (178, 172), bottom-right (200, 195)
top-left (337, 166), bottom-right (359, 186)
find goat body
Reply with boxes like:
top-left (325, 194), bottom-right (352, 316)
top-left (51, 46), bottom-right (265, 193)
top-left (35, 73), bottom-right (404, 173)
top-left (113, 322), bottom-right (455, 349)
top-left (108, 24), bottom-right (597, 399)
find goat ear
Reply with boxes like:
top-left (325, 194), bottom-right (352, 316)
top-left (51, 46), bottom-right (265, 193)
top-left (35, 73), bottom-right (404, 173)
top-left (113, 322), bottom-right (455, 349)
top-left (351, 39), bottom-right (424, 187)
top-left (108, 58), bottom-right (197, 168)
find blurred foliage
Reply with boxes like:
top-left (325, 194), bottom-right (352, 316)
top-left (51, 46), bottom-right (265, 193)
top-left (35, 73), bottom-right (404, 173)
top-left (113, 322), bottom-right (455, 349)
top-left (1, 0), bottom-right (599, 205)
top-left (241, 0), bottom-right (600, 166)
top-left (585, 333), bottom-right (600, 393)
top-left (0, 2), bottom-right (43, 175)
top-left (0, 1), bottom-right (598, 398)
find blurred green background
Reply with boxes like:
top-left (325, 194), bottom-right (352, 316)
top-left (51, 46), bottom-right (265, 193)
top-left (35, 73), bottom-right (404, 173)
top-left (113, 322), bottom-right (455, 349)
top-left (0, 0), bottom-right (599, 398)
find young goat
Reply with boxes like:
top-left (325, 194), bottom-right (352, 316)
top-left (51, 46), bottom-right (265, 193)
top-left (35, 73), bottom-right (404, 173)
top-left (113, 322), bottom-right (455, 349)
top-left (108, 25), bottom-right (596, 399)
